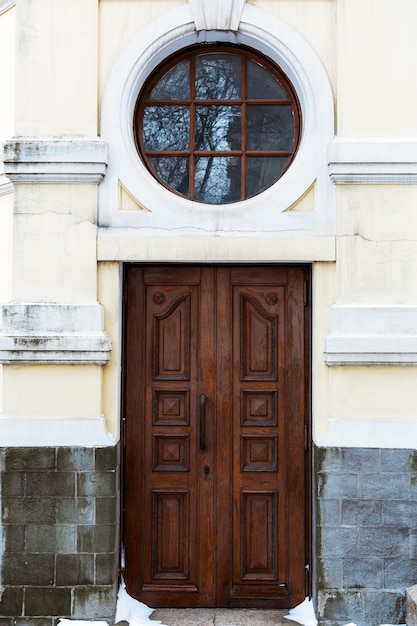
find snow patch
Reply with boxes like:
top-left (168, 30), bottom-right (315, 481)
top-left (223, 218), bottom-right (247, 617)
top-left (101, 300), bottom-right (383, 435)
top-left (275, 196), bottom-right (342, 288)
top-left (59, 622), bottom-right (109, 626)
top-left (284, 598), bottom-right (318, 626)
top-left (115, 581), bottom-right (168, 626)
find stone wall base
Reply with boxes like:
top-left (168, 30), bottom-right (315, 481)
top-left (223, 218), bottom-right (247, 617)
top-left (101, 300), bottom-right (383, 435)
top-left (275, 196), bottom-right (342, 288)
top-left (0, 446), bottom-right (120, 625)
top-left (315, 445), bottom-right (417, 626)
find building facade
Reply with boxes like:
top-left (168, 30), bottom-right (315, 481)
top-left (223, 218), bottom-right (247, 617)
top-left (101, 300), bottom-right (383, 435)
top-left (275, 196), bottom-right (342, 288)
top-left (1, 0), bottom-right (417, 624)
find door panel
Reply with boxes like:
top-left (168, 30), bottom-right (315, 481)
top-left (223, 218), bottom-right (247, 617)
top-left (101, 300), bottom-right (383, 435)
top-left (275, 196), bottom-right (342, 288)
top-left (124, 265), bottom-right (308, 608)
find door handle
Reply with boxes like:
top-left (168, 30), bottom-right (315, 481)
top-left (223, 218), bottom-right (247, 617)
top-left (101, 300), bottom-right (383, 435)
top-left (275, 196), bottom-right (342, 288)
top-left (200, 394), bottom-right (206, 450)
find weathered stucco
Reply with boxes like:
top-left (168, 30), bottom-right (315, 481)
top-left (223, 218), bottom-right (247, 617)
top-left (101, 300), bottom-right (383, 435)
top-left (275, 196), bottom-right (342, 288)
top-left (2, 0), bottom-right (417, 623)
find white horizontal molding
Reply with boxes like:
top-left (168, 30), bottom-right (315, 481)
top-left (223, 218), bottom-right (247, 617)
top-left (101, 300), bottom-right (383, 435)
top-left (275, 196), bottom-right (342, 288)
top-left (325, 304), bottom-right (417, 365)
top-left (188, 0), bottom-right (246, 31)
top-left (316, 418), bottom-right (417, 449)
top-left (0, 0), bottom-right (15, 15)
top-left (0, 416), bottom-right (116, 447)
top-left (0, 162), bottom-right (13, 195)
top-left (328, 138), bottom-right (417, 184)
top-left (97, 232), bottom-right (336, 262)
top-left (0, 302), bottom-right (111, 364)
top-left (2, 137), bottom-right (108, 184)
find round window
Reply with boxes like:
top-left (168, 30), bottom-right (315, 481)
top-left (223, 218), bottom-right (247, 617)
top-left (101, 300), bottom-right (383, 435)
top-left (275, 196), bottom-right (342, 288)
top-left (133, 45), bottom-right (301, 205)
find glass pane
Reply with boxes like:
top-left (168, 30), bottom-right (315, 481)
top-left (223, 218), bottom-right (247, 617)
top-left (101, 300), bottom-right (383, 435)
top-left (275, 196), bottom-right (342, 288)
top-left (247, 60), bottom-right (287, 99)
top-left (195, 156), bottom-right (241, 204)
top-left (149, 60), bottom-right (190, 100)
top-left (195, 106), bottom-right (241, 151)
top-left (247, 105), bottom-right (294, 151)
top-left (143, 106), bottom-right (190, 151)
top-left (246, 156), bottom-right (287, 197)
top-left (150, 156), bottom-right (190, 197)
top-left (195, 53), bottom-right (242, 100)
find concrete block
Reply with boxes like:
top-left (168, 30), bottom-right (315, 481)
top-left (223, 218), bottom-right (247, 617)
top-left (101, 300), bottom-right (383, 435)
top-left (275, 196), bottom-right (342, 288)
top-left (77, 525), bottom-right (117, 553)
top-left (72, 585), bottom-right (116, 620)
top-left (342, 448), bottom-right (381, 473)
top-left (360, 473), bottom-right (410, 499)
top-left (57, 448), bottom-right (94, 471)
top-left (5, 448), bottom-right (56, 471)
top-left (341, 499), bottom-right (383, 526)
top-left (25, 588), bottom-right (71, 617)
top-left (55, 497), bottom-right (95, 524)
top-left (0, 588), bottom-right (23, 616)
top-left (56, 554), bottom-right (95, 585)
top-left (26, 472), bottom-right (75, 497)
top-left (406, 585), bottom-right (417, 626)
top-left (2, 553), bottom-right (54, 585)
top-left (77, 471), bottom-right (116, 497)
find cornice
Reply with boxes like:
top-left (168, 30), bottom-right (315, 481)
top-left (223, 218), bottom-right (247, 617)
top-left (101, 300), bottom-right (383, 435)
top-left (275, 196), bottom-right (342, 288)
top-left (325, 304), bottom-right (417, 366)
top-left (0, 302), bottom-right (112, 364)
top-left (0, 0), bottom-right (15, 16)
top-left (329, 138), bottom-right (417, 184)
top-left (2, 137), bottom-right (108, 184)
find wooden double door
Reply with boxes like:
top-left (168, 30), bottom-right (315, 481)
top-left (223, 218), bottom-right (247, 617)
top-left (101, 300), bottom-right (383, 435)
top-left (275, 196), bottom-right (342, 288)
top-left (123, 265), bottom-right (310, 608)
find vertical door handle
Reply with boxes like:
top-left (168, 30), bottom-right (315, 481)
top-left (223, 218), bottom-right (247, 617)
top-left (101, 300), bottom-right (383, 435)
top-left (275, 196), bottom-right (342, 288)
top-left (200, 394), bottom-right (207, 450)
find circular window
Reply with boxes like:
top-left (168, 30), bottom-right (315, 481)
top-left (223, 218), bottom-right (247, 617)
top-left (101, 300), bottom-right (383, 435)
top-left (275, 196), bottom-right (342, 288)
top-left (133, 45), bottom-right (301, 205)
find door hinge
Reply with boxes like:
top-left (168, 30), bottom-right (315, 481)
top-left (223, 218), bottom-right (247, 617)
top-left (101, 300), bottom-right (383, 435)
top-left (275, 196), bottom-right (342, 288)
top-left (122, 416), bottom-right (127, 448)
top-left (304, 423), bottom-right (308, 452)
top-left (305, 563), bottom-right (311, 597)
top-left (304, 277), bottom-right (309, 307)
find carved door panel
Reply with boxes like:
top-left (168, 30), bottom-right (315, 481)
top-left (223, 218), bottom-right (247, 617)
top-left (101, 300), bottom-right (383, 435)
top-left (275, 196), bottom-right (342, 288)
top-left (124, 265), bottom-right (308, 608)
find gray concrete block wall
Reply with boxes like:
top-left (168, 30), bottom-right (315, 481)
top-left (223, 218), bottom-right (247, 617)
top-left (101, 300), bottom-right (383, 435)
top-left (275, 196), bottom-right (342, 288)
top-left (315, 446), bottom-right (417, 626)
top-left (0, 446), bottom-right (120, 625)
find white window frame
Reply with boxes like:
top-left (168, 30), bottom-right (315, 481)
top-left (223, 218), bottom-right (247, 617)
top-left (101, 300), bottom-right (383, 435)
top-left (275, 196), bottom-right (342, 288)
top-left (99, 2), bottom-right (335, 238)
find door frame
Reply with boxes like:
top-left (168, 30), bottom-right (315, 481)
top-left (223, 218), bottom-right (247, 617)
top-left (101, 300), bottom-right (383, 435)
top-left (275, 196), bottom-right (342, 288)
top-left (120, 262), bottom-right (312, 605)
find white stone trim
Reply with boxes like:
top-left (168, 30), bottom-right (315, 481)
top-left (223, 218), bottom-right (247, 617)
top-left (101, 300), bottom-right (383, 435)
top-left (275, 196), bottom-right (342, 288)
top-left (0, 302), bottom-right (111, 364)
top-left (0, 161), bottom-right (12, 195)
top-left (316, 419), bottom-right (417, 449)
top-left (99, 3), bottom-right (335, 237)
top-left (329, 137), bottom-right (417, 184)
top-left (2, 137), bottom-right (108, 184)
top-left (189, 0), bottom-right (245, 31)
top-left (0, 416), bottom-right (116, 447)
top-left (324, 304), bottom-right (417, 365)
top-left (97, 232), bottom-right (336, 262)
top-left (0, 0), bottom-right (14, 16)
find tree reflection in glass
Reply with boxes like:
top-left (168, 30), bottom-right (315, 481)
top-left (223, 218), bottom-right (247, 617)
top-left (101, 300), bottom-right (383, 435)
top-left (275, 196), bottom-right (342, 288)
top-left (135, 47), bottom-right (300, 204)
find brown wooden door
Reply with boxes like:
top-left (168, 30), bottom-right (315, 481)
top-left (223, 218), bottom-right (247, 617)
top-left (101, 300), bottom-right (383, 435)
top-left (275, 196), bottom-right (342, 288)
top-left (123, 265), bottom-right (309, 609)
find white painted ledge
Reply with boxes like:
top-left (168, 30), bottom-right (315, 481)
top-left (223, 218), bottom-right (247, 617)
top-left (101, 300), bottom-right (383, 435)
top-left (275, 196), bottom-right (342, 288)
top-left (2, 137), bottom-right (108, 184)
top-left (0, 0), bottom-right (15, 15)
top-left (316, 419), bottom-right (417, 449)
top-left (0, 302), bottom-right (111, 364)
top-left (97, 232), bottom-right (336, 262)
top-left (325, 304), bottom-right (417, 365)
top-left (0, 161), bottom-right (12, 195)
top-left (0, 416), bottom-right (116, 447)
top-left (328, 138), bottom-right (417, 184)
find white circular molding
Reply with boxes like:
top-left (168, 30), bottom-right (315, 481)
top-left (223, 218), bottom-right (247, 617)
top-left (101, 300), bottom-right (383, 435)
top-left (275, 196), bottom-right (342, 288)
top-left (99, 3), bottom-right (335, 237)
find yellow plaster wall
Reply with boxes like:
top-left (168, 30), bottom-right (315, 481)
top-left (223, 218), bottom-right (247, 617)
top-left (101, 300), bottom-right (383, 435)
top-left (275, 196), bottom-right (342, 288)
top-left (0, 5), bottom-right (15, 139)
top-left (12, 184), bottom-right (98, 301)
top-left (336, 185), bottom-right (417, 303)
top-left (329, 366), bottom-right (417, 423)
top-left (15, 0), bottom-right (98, 135)
top-left (247, 0), bottom-right (336, 96)
top-left (98, 0), bottom-right (186, 102)
top-left (98, 262), bottom-right (120, 437)
top-left (313, 262), bottom-right (336, 440)
top-left (3, 365), bottom-right (102, 418)
top-left (337, 0), bottom-right (417, 136)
